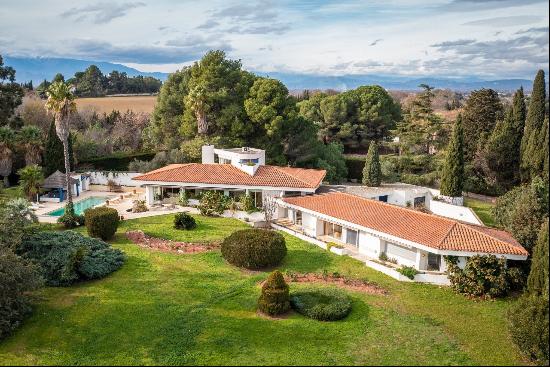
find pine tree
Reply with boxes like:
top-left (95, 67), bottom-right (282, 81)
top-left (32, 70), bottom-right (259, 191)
top-left (440, 114), bottom-right (465, 197)
top-left (521, 70), bottom-right (547, 182)
top-left (362, 141), bottom-right (381, 186)
top-left (43, 120), bottom-right (74, 176)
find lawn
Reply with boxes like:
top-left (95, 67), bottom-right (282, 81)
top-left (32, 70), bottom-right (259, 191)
top-left (464, 197), bottom-right (497, 227)
top-left (0, 213), bottom-right (526, 365)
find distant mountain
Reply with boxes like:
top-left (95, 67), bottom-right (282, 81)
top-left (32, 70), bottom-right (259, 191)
top-left (4, 56), bottom-right (168, 84)
top-left (4, 56), bottom-right (534, 92)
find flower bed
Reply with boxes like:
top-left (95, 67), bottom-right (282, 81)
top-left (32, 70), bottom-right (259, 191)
top-left (126, 230), bottom-right (220, 254)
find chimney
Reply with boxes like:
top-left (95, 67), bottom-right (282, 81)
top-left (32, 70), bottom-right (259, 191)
top-left (202, 145), bottom-right (215, 164)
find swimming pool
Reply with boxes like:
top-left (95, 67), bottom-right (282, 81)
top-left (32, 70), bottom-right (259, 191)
top-left (47, 196), bottom-right (108, 216)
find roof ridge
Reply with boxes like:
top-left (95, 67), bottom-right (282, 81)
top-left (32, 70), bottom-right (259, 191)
top-left (438, 222), bottom-right (458, 248)
top-left (270, 165), bottom-right (321, 187)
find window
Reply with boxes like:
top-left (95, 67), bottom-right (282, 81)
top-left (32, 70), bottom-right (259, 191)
top-left (346, 229), bottom-right (358, 247)
top-left (295, 211), bottom-right (302, 225)
top-left (379, 195), bottom-right (388, 202)
top-left (427, 253), bottom-right (441, 271)
top-left (414, 196), bottom-right (426, 208)
top-left (323, 222), bottom-right (343, 240)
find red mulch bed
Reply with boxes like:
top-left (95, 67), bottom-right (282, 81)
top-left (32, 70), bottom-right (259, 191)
top-left (126, 230), bottom-right (220, 254)
top-left (261, 272), bottom-right (387, 295)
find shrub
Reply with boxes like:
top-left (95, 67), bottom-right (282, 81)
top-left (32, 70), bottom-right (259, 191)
top-left (397, 265), bottom-right (418, 280)
top-left (197, 191), bottom-right (228, 216)
top-left (84, 207), bottom-right (120, 240)
top-left (221, 229), bottom-right (286, 269)
top-left (174, 212), bottom-right (196, 230)
top-left (17, 230), bottom-right (125, 286)
top-left (0, 247), bottom-right (43, 340)
top-left (57, 202), bottom-right (84, 229)
top-left (290, 288), bottom-right (352, 321)
top-left (258, 270), bottom-right (290, 316)
top-left (508, 294), bottom-right (549, 364)
top-left (378, 252), bottom-right (388, 262)
top-left (326, 242), bottom-right (343, 252)
top-left (241, 193), bottom-right (257, 213)
top-left (445, 255), bottom-right (521, 298)
top-left (131, 199), bottom-right (148, 213)
top-left (178, 190), bottom-right (189, 206)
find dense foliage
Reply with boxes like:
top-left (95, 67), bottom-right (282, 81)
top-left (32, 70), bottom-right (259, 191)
top-left (440, 114), bottom-right (464, 197)
top-left (0, 246), bottom-right (42, 340)
top-left (362, 141), bottom-right (381, 186)
top-left (84, 207), bottom-right (120, 240)
top-left (445, 255), bottom-right (523, 298)
top-left (258, 270), bottom-right (290, 316)
top-left (0, 55), bottom-right (24, 127)
top-left (173, 212), bottom-right (196, 230)
top-left (221, 229), bottom-right (286, 269)
top-left (44, 120), bottom-right (74, 176)
top-left (290, 288), bottom-right (352, 321)
top-left (197, 191), bottom-right (228, 216)
top-left (508, 220), bottom-right (549, 364)
top-left (17, 230), bottom-right (125, 286)
top-left (494, 177), bottom-right (548, 252)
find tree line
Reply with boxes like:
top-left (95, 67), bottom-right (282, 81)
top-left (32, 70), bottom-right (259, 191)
top-left (35, 65), bottom-right (162, 98)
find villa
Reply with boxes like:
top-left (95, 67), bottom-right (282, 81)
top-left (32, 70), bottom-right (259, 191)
top-left (134, 145), bottom-right (326, 206)
top-left (133, 145), bottom-right (529, 284)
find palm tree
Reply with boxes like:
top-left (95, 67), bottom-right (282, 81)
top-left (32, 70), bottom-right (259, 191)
top-left (17, 125), bottom-right (43, 166)
top-left (186, 85), bottom-right (209, 134)
top-left (0, 126), bottom-right (16, 187)
top-left (17, 165), bottom-right (44, 202)
top-left (45, 82), bottom-right (76, 210)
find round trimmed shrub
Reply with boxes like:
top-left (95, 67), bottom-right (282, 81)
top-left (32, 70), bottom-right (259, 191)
top-left (174, 212), bottom-right (197, 230)
top-left (290, 288), bottom-right (352, 321)
top-left (84, 207), bottom-right (120, 240)
top-left (221, 229), bottom-right (286, 269)
top-left (258, 270), bottom-right (290, 316)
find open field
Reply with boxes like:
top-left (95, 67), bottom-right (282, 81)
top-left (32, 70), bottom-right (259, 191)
top-left (0, 214), bottom-right (526, 365)
top-left (75, 95), bottom-right (157, 114)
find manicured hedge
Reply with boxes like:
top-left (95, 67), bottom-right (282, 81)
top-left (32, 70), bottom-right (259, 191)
top-left (290, 288), bottom-right (352, 321)
top-left (258, 270), bottom-right (290, 316)
top-left (174, 212), bottom-right (196, 230)
top-left (77, 151), bottom-right (156, 171)
top-left (221, 229), bottom-right (286, 269)
top-left (17, 231), bottom-right (125, 286)
top-left (85, 207), bottom-right (120, 240)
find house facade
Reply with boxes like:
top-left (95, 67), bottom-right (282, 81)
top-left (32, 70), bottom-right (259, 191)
top-left (274, 192), bottom-right (528, 284)
top-left (134, 145), bottom-right (326, 206)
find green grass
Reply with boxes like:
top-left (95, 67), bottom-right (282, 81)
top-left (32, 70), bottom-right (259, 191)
top-left (0, 213), bottom-right (526, 365)
top-left (464, 197), bottom-right (497, 227)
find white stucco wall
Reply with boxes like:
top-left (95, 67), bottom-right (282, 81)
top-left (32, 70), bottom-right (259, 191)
top-left (302, 212), bottom-right (318, 237)
top-left (427, 200), bottom-right (482, 225)
top-left (358, 231), bottom-right (383, 258)
top-left (385, 242), bottom-right (418, 267)
top-left (88, 171), bottom-right (141, 187)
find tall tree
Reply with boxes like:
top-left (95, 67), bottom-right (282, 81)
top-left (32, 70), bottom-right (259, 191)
top-left (0, 126), bottom-right (16, 186)
top-left (508, 219), bottom-right (549, 364)
top-left (17, 125), bottom-right (43, 166)
top-left (0, 55), bottom-right (24, 127)
top-left (362, 141), bottom-right (382, 186)
top-left (440, 114), bottom-right (465, 197)
top-left (521, 70), bottom-right (547, 182)
top-left (461, 88), bottom-right (503, 161)
top-left (477, 106), bottom-right (521, 191)
top-left (45, 82), bottom-right (76, 210)
top-left (395, 84), bottom-right (445, 155)
top-left (43, 120), bottom-right (64, 176)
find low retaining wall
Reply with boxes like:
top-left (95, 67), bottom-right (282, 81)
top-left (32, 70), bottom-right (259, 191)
top-left (88, 171), bottom-right (142, 187)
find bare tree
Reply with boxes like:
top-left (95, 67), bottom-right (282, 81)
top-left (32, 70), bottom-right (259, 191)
top-left (262, 195), bottom-right (278, 224)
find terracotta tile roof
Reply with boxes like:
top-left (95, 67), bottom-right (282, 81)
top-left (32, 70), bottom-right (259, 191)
top-left (134, 164), bottom-right (326, 189)
top-left (282, 192), bottom-right (528, 257)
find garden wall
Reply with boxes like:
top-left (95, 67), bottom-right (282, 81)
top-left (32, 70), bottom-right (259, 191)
top-left (88, 171), bottom-right (142, 187)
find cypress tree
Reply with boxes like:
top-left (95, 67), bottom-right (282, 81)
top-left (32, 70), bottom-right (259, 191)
top-left (527, 219), bottom-right (549, 297)
top-left (43, 120), bottom-right (74, 176)
top-left (521, 70), bottom-right (547, 181)
top-left (362, 141), bottom-right (381, 186)
top-left (511, 87), bottom-right (527, 182)
top-left (440, 114), bottom-right (464, 197)
top-left (543, 117), bottom-right (549, 181)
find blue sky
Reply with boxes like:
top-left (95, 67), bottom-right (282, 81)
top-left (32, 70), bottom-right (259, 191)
top-left (0, 0), bottom-right (548, 78)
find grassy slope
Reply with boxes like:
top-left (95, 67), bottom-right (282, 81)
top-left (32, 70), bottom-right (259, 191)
top-left (0, 214), bottom-right (525, 366)
top-left (0, 186), bottom-right (23, 200)
top-left (464, 197), bottom-right (497, 227)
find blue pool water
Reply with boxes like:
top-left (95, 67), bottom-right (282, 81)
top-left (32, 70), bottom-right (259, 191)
top-left (48, 196), bottom-right (108, 216)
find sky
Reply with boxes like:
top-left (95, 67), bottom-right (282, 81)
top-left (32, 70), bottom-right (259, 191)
top-left (0, 0), bottom-right (548, 79)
